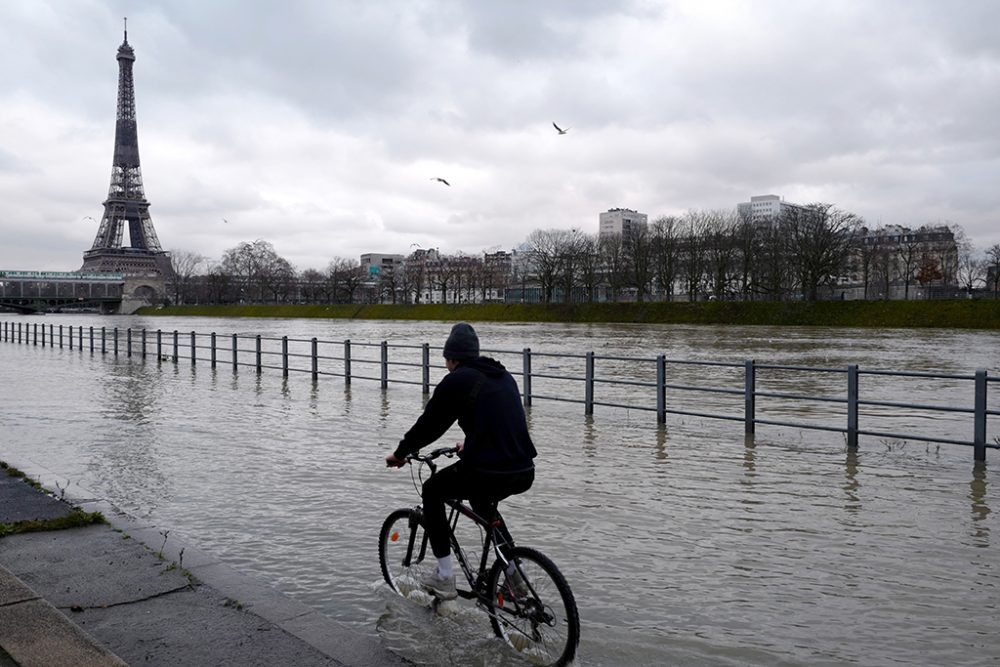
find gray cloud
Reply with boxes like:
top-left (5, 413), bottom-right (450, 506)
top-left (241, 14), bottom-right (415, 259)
top-left (1, 0), bottom-right (998, 273)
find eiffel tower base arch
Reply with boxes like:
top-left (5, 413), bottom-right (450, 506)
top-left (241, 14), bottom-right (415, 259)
top-left (117, 275), bottom-right (166, 314)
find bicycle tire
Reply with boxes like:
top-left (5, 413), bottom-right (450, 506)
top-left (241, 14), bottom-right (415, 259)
top-left (378, 508), bottom-right (435, 596)
top-left (487, 546), bottom-right (580, 667)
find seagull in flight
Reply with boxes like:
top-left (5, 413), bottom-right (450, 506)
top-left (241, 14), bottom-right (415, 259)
top-left (222, 218), bottom-right (229, 224)
top-left (553, 122), bottom-right (570, 135)
top-left (431, 177), bottom-right (451, 186)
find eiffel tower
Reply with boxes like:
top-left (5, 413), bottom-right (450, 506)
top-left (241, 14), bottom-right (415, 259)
top-left (81, 21), bottom-right (171, 277)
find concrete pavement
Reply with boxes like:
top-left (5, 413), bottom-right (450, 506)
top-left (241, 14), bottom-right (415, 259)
top-left (0, 461), bottom-right (408, 667)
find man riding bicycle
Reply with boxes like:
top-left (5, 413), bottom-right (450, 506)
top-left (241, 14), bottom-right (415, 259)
top-left (385, 323), bottom-right (536, 599)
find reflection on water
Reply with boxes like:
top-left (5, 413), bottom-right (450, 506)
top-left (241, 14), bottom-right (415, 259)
top-left (1, 315), bottom-right (1000, 666)
top-left (843, 448), bottom-right (861, 513)
top-left (970, 462), bottom-right (990, 544)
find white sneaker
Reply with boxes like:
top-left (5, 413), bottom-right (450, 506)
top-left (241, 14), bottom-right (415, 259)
top-left (421, 570), bottom-right (457, 600)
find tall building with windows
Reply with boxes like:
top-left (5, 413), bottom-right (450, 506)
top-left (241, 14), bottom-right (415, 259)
top-left (599, 208), bottom-right (648, 237)
top-left (736, 194), bottom-right (807, 223)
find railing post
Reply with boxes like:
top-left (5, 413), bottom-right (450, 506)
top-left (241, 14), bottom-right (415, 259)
top-left (847, 364), bottom-right (859, 450)
top-left (127, 328), bottom-right (132, 358)
top-left (745, 359), bottom-right (756, 435)
top-left (522, 347), bottom-right (532, 407)
top-left (156, 329), bottom-right (162, 361)
top-left (232, 334), bottom-right (238, 371)
top-left (255, 335), bottom-right (262, 374)
top-left (41, 323), bottom-right (46, 347)
top-left (60, 324), bottom-right (64, 349)
top-left (584, 351), bottom-right (595, 416)
top-left (421, 343), bottom-right (430, 395)
top-left (210, 332), bottom-right (217, 368)
top-left (141, 329), bottom-right (146, 359)
top-left (974, 369), bottom-right (987, 462)
top-left (172, 330), bottom-right (178, 363)
top-left (113, 327), bottom-right (119, 357)
top-left (101, 327), bottom-right (106, 355)
top-left (344, 340), bottom-right (352, 386)
top-left (78, 326), bottom-right (83, 352)
top-left (311, 337), bottom-right (319, 381)
top-left (33, 323), bottom-right (38, 346)
top-left (68, 325), bottom-right (73, 351)
top-left (282, 336), bottom-right (289, 377)
top-left (89, 326), bottom-right (94, 353)
top-left (190, 331), bottom-right (196, 365)
top-left (381, 341), bottom-right (389, 390)
top-left (656, 354), bottom-right (666, 424)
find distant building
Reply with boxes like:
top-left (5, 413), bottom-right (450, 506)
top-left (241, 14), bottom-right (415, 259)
top-left (599, 208), bottom-right (648, 237)
top-left (841, 225), bottom-right (958, 300)
top-left (360, 252), bottom-right (405, 303)
top-left (736, 194), bottom-right (807, 223)
top-left (360, 252), bottom-right (404, 282)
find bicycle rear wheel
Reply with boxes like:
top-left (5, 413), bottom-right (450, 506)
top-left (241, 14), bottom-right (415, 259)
top-left (379, 508), bottom-right (435, 596)
top-left (487, 546), bottom-right (580, 667)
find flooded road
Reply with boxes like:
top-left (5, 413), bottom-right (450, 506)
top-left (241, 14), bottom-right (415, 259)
top-left (2, 314), bottom-right (998, 665)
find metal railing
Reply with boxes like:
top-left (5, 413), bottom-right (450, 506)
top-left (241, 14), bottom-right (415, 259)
top-left (3, 320), bottom-right (997, 461)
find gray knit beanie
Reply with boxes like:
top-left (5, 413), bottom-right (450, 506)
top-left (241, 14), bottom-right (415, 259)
top-left (443, 323), bottom-right (479, 361)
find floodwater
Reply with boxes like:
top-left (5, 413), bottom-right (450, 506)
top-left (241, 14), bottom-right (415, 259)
top-left (1, 314), bottom-right (998, 666)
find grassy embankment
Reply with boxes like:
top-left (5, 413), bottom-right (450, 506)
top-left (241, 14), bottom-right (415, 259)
top-left (140, 299), bottom-right (1000, 329)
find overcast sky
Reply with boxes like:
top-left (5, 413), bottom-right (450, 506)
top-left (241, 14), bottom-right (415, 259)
top-left (2, 0), bottom-right (998, 273)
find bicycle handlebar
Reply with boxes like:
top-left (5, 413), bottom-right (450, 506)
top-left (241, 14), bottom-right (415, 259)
top-left (406, 445), bottom-right (459, 465)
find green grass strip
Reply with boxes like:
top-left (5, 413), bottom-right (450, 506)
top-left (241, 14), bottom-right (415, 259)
top-left (140, 299), bottom-right (1000, 329)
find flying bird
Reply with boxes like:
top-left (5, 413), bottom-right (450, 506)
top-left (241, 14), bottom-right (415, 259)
top-left (431, 177), bottom-right (451, 186)
top-left (222, 218), bottom-right (229, 224)
top-left (553, 122), bottom-right (570, 135)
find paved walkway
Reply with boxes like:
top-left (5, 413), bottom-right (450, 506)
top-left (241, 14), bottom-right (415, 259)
top-left (0, 462), bottom-right (408, 667)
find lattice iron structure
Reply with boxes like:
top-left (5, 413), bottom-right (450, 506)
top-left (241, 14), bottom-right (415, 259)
top-left (82, 22), bottom-right (171, 277)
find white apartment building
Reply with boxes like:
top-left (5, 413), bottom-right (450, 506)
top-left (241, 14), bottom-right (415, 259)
top-left (599, 208), bottom-right (648, 237)
top-left (736, 194), bottom-right (807, 223)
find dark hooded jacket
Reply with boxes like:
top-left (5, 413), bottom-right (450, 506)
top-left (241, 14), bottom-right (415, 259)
top-left (393, 357), bottom-right (536, 473)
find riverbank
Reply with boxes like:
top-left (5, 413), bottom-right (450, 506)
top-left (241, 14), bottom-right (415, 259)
top-left (140, 299), bottom-right (1000, 329)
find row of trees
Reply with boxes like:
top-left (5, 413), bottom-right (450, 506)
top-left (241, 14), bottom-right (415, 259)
top-left (167, 207), bottom-right (1000, 306)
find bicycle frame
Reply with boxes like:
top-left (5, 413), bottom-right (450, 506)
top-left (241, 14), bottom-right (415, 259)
top-left (448, 499), bottom-right (515, 600)
top-left (402, 497), bottom-right (514, 603)
top-left (398, 446), bottom-right (517, 604)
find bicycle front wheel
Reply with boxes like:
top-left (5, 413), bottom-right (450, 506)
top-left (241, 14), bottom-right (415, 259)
top-left (378, 508), bottom-right (435, 597)
top-left (487, 546), bottom-right (580, 667)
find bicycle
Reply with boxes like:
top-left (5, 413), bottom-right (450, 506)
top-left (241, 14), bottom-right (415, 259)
top-left (379, 446), bottom-right (580, 667)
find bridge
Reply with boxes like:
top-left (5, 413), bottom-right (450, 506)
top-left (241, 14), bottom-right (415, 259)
top-left (0, 270), bottom-right (164, 314)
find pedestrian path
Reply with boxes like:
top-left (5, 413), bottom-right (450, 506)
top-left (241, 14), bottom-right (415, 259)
top-left (0, 463), bottom-right (407, 667)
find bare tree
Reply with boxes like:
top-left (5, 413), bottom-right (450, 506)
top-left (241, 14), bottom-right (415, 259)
top-left (678, 211), bottom-right (710, 301)
top-left (526, 229), bottom-right (563, 303)
top-left (852, 230), bottom-right (882, 300)
top-left (220, 239), bottom-right (291, 303)
top-left (625, 225), bottom-right (655, 302)
top-left (702, 210), bottom-right (738, 299)
top-left (403, 253), bottom-right (428, 304)
top-left (168, 249), bottom-right (207, 305)
top-left (731, 211), bottom-right (759, 301)
top-left (892, 232), bottom-right (922, 300)
top-left (330, 257), bottom-right (364, 303)
top-left (554, 228), bottom-right (588, 303)
top-left (576, 235), bottom-right (601, 302)
top-left (780, 204), bottom-right (861, 301)
top-left (298, 268), bottom-right (325, 304)
top-left (651, 216), bottom-right (681, 302)
top-left (986, 243), bottom-right (1000, 298)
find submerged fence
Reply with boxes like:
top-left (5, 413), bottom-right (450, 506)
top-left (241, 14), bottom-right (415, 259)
top-left (3, 320), bottom-right (997, 461)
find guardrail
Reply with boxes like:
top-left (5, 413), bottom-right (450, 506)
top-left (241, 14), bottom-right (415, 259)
top-left (4, 320), bottom-right (997, 461)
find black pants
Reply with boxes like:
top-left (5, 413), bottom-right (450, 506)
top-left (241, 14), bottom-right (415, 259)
top-left (422, 460), bottom-right (534, 559)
